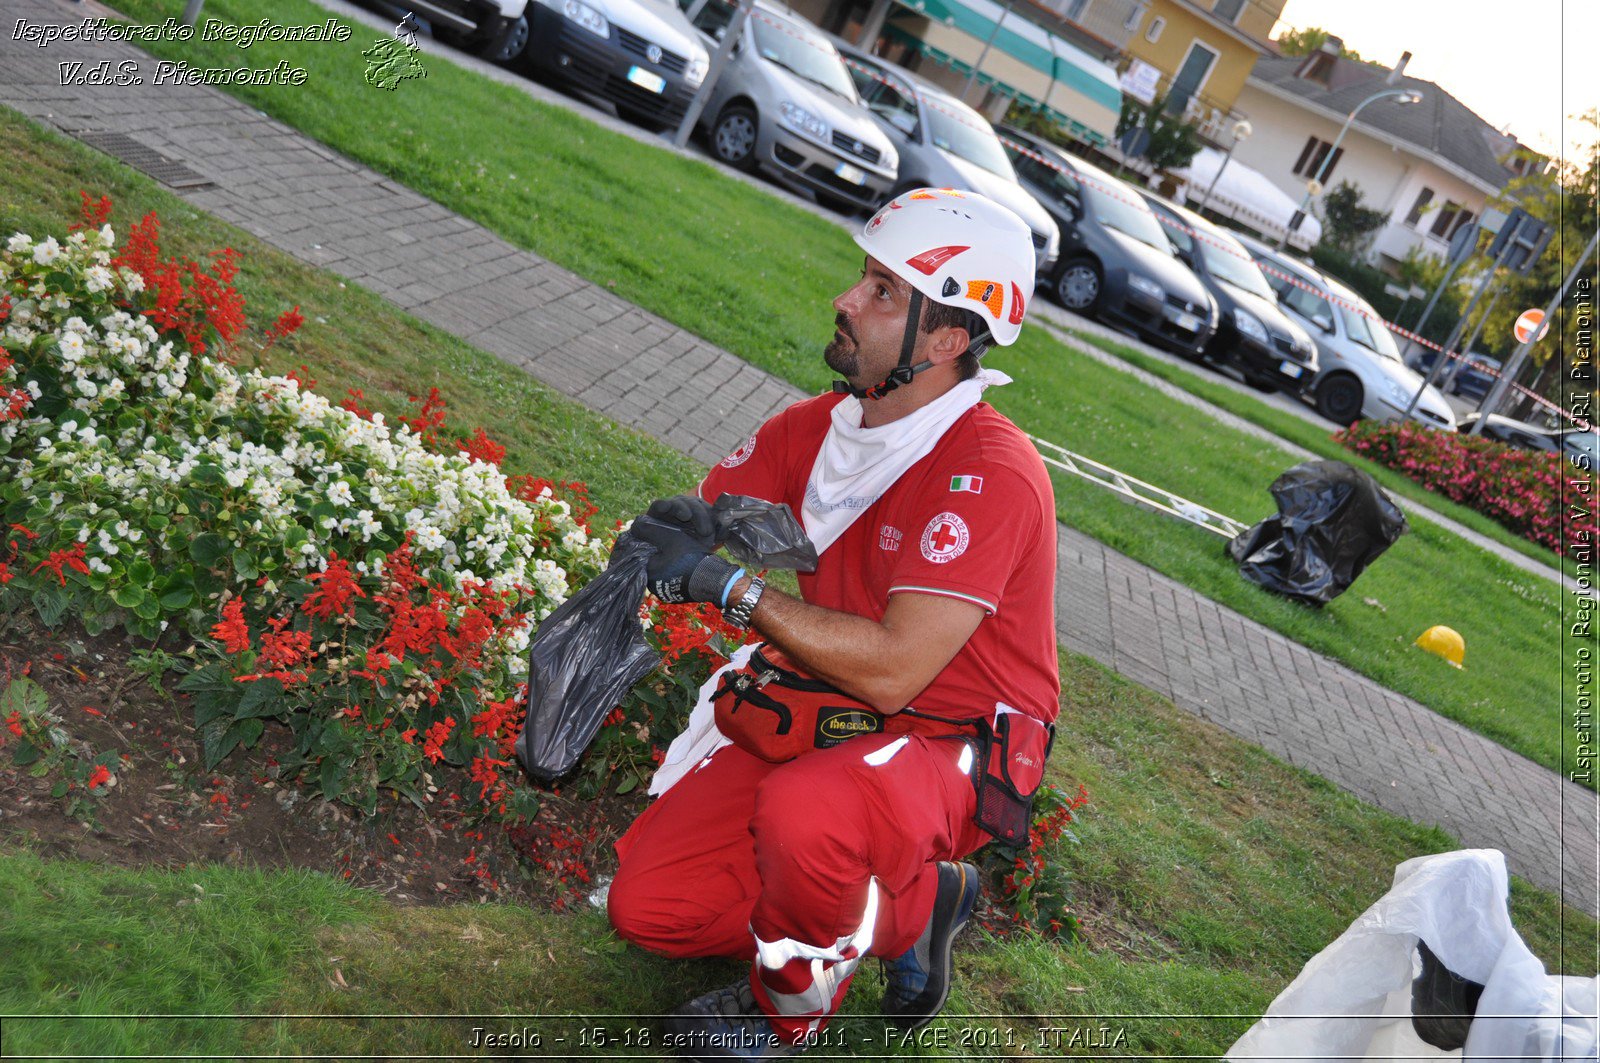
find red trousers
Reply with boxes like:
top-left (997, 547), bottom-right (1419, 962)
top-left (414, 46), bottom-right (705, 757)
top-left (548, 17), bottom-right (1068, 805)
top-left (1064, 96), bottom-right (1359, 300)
top-left (608, 732), bottom-right (985, 1036)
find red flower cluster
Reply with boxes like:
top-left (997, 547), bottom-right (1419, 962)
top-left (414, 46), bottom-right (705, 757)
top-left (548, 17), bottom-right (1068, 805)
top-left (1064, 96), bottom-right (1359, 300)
top-left (212, 598), bottom-right (251, 654)
top-left (1337, 420), bottom-right (1597, 556)
top-left (0, 346), bottom-right (32, 423)
top-left (114, 212), bottom-right (247, 358)
top-left (262, 306), bottom-right (306, 353)
top-left (31, 542), bottom-right (89, 587)
top-left (303, 552), bottom-right (366, 619)
top-left (86, 764), bottom-right (111, 790)
top-left (339, 388), bottom-right (375, 421)
top-left (455, 427), bottom-right (506, 467)
top-left (71, 190), bottom-right (112, 232)
top-left (403, 387), bottom-right (448, 446)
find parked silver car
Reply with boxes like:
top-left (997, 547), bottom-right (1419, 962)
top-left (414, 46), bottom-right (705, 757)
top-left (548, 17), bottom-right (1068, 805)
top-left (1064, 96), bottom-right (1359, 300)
top-left (832, 41), bottom-right (1059, 276)
top-left (683, 0), bottom-right (898, 212)
top-left (1239, 235), bottom-right (1456, 430)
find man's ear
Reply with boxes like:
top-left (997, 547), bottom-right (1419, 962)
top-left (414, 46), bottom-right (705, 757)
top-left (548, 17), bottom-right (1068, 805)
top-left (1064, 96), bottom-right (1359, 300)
top-left (921, 323), bottom-right (971, 367)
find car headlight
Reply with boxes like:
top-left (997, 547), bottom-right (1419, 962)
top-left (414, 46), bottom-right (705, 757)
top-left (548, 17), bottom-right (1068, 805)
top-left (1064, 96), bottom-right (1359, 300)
top-left (686, 52), bottom-right (709, 87)
top-left (1127, 274), bottom-right (1163, 300)
top-left (1233, 308), bottom-right (1268, 345)
top-left (562, 0), bottom-right (609, 38)
top-left (778, 101), bottom-right (830, 142)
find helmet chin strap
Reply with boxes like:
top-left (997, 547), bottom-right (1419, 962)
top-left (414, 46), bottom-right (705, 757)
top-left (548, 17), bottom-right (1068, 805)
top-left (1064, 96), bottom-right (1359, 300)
top-left (832, 290), bottom-right (994, 401)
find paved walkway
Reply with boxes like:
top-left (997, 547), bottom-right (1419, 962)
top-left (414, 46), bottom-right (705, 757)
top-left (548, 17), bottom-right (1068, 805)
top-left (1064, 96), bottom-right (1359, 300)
top-left (3, 0), bottom-right (1594, 916)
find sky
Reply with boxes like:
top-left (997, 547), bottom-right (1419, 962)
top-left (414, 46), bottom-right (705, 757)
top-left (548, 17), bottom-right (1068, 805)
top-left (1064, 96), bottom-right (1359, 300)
top-left (1274, 0), bottom-right (1598, 166)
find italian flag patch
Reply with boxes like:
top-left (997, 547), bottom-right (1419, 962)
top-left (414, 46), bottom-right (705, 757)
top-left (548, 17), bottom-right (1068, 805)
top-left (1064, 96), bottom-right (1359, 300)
top-left (949, 475), bottom-right (983, 494)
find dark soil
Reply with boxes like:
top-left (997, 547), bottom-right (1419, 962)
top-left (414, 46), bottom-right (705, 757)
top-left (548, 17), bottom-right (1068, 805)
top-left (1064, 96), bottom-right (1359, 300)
top-left (0, 614), bottom-right (635, 911)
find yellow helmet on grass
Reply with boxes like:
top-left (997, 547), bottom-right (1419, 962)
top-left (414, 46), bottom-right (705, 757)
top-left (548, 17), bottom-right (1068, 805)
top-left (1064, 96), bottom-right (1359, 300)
top-left (1414, 625), bottom-right (1465, 668)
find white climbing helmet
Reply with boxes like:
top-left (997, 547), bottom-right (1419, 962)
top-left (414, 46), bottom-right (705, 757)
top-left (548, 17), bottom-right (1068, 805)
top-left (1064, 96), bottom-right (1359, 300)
top-left (855, 187), bottom-right (1036, 347)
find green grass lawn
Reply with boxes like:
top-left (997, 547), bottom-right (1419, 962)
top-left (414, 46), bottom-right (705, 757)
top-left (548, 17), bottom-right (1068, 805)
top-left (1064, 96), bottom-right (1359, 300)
top-left (82, 0), bottom-right (1586, 788)
top-left (5, 653), bottom-right (1595, 1060)
top-left (1056, 325), bottom-right (1573, 579)
top-left (1, 104), bottom-right (1594, 1062)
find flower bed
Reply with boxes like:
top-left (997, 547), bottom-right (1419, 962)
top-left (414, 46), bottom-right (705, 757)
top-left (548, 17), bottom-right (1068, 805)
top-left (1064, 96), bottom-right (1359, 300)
top-left (1335, 419), bottom-right (1596, 557)
top-left (0, 196), bottom-right (733, 824)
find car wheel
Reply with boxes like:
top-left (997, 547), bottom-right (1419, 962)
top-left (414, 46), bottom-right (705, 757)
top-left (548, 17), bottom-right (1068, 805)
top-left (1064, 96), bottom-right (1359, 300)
top-left (712, 104), bottom-right (760, 171)
top-left (485, 15), bottom-right (530, 62)
top-left (1315, 373), bottom-right (1365, 425)
top-left (1053, 259), bottom-right (1102, 313)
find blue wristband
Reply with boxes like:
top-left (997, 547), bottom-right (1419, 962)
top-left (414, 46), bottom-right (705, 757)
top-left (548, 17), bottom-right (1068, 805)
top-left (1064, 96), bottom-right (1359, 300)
top-left (719, 567), bottom-right (748, 609)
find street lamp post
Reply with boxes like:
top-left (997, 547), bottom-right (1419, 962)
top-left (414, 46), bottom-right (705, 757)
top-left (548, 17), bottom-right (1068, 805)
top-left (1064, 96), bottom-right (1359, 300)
top-left (1194, 119), bottom-right (1252, 214)
top-left (1277, 87), bottom-right (1423, 249)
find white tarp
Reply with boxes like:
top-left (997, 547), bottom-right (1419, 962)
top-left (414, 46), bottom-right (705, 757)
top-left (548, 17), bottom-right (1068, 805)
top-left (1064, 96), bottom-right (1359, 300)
top-left (1178, 146), bottom-right (1323, 250)
top-left (1227, 849), bottom-right (1599, 1063)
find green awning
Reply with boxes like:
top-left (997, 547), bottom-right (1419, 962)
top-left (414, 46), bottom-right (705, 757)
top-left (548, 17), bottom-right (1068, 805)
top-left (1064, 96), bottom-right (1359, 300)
top-left (888, 0), bottom-right (1122, 114)
top-left (886, 27), bottom-right (1112, 145)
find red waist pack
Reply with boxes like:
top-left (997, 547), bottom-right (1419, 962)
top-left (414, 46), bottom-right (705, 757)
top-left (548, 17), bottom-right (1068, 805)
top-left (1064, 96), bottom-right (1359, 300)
top-left (711, 645), bottom-right (886, 763)
top-left (971, 710), bottom-right (1055, 846)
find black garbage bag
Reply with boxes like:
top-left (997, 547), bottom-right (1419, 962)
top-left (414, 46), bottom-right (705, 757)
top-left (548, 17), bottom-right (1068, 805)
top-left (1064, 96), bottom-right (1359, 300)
top-left (514, 495), bottom-right (815, 784)
top-left (1410, 939), bottom-right (1484, 1051)
top-left (1227, 459), bottom-right (1407, 606)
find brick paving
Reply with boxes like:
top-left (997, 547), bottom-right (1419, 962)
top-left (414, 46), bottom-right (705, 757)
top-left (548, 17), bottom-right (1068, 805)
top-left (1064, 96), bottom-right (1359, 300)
top-left (2, 0), bottom-right (1594, 915)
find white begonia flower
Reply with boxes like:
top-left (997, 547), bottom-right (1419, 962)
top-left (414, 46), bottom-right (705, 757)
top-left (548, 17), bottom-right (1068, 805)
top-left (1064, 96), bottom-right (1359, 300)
top-left (31, 237), bottom-right (61, 266)
top-left (85, 266), bottom-right (114, 293)
top-left (76, 378), bottom-right (98, 398)
top-left (99, 224), bottom-right (115, 246)
top-left (327, 480), bottom-right (355, 507)
top-left (6, 233), bottom-right (32, 253)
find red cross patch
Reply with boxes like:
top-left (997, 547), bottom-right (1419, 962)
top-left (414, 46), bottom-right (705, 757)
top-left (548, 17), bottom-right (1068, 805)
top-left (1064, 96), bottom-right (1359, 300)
top-left (920, 512), bottom-right (969, 564)
top-left (719, 431), bottom-right (758, 469)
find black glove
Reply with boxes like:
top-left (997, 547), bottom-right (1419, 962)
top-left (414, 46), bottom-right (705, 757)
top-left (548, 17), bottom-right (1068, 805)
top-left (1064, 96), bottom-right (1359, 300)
top-left (631, 513), bottom-right (744, 606)
top-left (646, 495), bottom-right (717, 542)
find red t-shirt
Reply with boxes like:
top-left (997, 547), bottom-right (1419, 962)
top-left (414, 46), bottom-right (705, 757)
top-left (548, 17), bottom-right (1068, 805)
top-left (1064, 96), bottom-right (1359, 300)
top-left (699, 392), bottom-right (1060, 726)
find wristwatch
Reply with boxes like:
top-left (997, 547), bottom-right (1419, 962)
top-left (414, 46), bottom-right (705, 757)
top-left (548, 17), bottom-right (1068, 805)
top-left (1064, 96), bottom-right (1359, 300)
top-left (723, 576), bottom-right (766, 630)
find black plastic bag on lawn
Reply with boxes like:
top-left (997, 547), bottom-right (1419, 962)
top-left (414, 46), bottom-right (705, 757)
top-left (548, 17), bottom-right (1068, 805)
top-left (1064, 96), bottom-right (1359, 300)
top-left (515, 495), bottom-right (816, 784)
top-left (1227, 459), bottom-right (1407, 607)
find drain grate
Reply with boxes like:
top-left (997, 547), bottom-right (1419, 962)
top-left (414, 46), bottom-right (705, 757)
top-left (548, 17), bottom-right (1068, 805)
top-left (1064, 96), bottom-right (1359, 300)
top-left (71, 130), bottom-right (215, 190)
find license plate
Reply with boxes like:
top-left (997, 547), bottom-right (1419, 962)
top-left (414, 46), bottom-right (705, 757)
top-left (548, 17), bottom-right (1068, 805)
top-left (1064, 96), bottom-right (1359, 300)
top-left (834, 161), bottom-right (866, 185)
top-left (1279, 359), bottom-right (1304, 379)
top-left (626, 65), bottom-right (666, 94)
top-left (1173, 312), bottom-right (1201, 332)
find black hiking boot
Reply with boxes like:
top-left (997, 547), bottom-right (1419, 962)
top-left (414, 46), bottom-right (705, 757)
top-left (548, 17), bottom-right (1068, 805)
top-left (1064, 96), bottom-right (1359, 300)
top-left (663, 978), bottom-right (803, 1060)
top-left (881, 860), bottom-right (979, 1031)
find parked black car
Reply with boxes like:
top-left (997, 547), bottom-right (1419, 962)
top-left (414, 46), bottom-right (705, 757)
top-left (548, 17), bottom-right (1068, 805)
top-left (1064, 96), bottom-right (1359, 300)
top-left (996, 126), bottom-right (1215, 357)
top-left (523, 0), bottom-right (710, 129)
top-left (1407, 349), bottom-right (1503, 403)
top-left (1456, 413), bottom-right (1598, 468)
top-left (1140, 193), bottom-right (1318, 393)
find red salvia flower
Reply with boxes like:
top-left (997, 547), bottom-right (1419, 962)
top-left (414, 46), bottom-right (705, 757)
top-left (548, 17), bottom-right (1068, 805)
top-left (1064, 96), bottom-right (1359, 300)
top-left (421, 718), bottom-right (454, 764)
top-left (258, 615), bottom-right (313, 671)
top-left (212, 598), bottom-right (251, 654)
top-left (303, 552), bottom-right (366, 620)
top-left (454, 427), bottom-right (506, 467)
top-left (31, 543), bottom-right (90, 586)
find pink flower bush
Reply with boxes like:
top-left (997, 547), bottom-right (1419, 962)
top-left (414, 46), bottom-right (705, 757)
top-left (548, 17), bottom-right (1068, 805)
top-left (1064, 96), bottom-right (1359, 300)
top-left (1336, 420), bottom-right (1596, 556)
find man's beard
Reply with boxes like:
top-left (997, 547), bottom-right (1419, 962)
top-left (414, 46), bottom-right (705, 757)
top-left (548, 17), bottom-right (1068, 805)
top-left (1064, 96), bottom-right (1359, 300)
top-left (823, 312), bottom-right (858, 377)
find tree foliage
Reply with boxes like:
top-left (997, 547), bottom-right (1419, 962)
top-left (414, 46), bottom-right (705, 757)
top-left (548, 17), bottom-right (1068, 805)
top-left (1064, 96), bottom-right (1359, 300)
top-left (1316, 180), bottom-right (1390, 256)
top-left (1115, 92), bottom-right (1202, 173)
top-left (1273, 26), bottom-right (1365, 62)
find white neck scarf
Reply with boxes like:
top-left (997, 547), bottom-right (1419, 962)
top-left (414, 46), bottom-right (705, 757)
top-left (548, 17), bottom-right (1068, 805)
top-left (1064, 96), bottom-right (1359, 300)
top-left (802, 368), bottom-right (1010, 555)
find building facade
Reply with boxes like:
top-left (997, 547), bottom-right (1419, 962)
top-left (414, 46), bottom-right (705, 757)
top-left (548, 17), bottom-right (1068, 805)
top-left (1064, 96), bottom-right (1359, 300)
top-left (1118, 0), bottom-right (1282, 143)
top-left (1228, 47), bottom-right (1523, 271)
